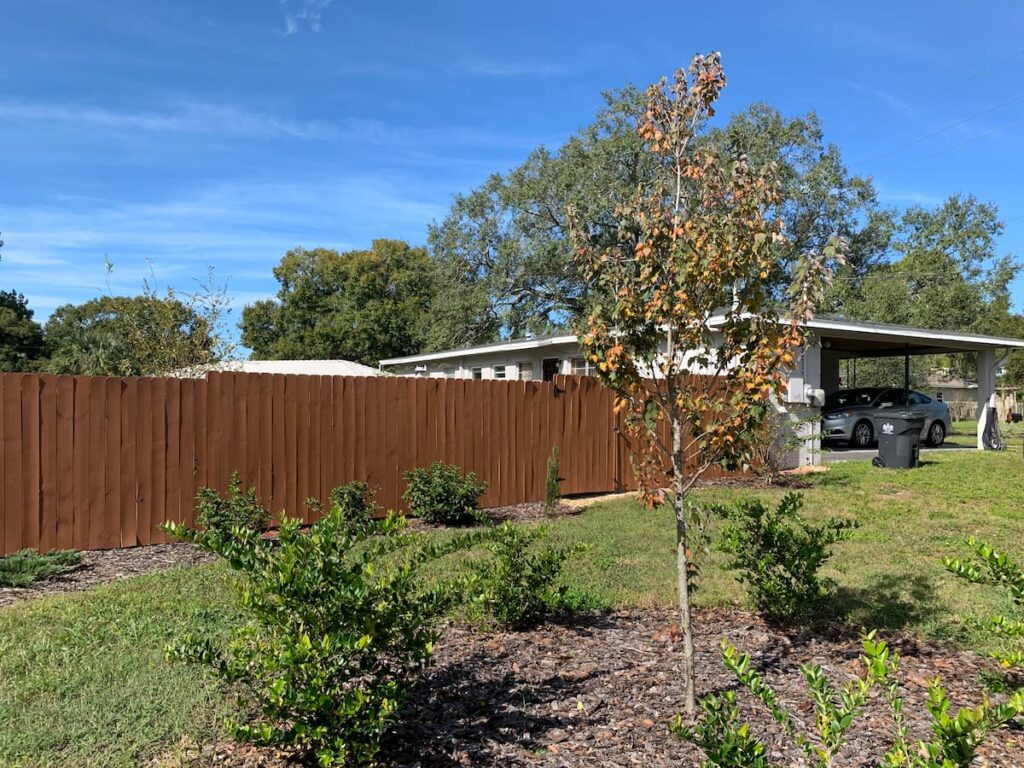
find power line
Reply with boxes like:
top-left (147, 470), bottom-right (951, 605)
top-left (852, 91), bottom-right (1024, 168)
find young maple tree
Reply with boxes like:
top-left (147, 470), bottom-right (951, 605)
top-left (569, 52), bottom-right (841, 715)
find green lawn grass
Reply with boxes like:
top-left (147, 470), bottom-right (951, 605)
top-left (3, 449), bottom-right (1024, 765)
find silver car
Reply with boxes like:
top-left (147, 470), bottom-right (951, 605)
top-left (822, 388), bottom-right (952, 448)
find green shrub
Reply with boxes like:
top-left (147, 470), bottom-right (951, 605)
top-left (673, 632), bottom-right (1024, 768)
top-left (161, 509), bottom-right (486, 766)
top-left (471, 523), bottom-right (589, 629)
top-left (402, 461), bottom-right (487, 525)
top-left (305, 482), bottom-right (378, 528)
top-left (944, 537), bottom-right (1024, 670)
top-left (717, 493), bottom-right (857, 623)
top-left (330, 481), bottom-right (377, 527)
top-left (545, 445), bottom-right (561, 517)
top-left (0, 548), bottom-right (83, 587)
top-left (195, 472), bottom-right (270, 536)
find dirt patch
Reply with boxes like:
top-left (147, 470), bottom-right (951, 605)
top-left (0, 543), bottom-right (216, 607)
top-left (150, 610), bottom-right (1024, 767)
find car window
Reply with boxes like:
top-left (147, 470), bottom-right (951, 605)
top-left (876, 389), bottom-right (908, 407)
top-left (909, 392), bottom-right (932, 405)
top-left (826, 389), bottom-right (878, 408)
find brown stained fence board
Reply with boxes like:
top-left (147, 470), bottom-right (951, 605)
top-left (150, 378), bottom-right (168, 545)
top-left (164, 378), bottom-right (180, 528)
top-left (245, 374), bottom-right (260, 495)
top-left (295, 375), bottom-right (310, 521)
top-left (353, 376), bottom-right (366, 487)
top-left (333, 377), bottom-right (348, 492)
top-left (136, 378), bottom-right (153, 546)
top-left (515, 381), bottom-right (528, 503)
top-left (54, 378), bottom-right (75, 550)
top-left (205, 373), bottom-right (220, 494)
top-left (102, 378), bottom-right (122, 549)
top-left (194, 374), bottom-right (208, 494)
top-left (368, 378), bottom-right (386, 508)
top-left (38, 377), bottom-right (58, 552)
top-left (258, 375), bottom-right (273, 510)
top-left (21, 375), bottom-right (41, 552)
top-left (232, 373), bottom-right (249, 489)
top-left (501, 382), bottom-right (513, 505)
top-left (70, 377), bottom-right (89, 550)
top-left (308, 376), bottom-right (321, 513)
top-left (121, 379), bottom-right (139, 542)
top-left (271, 375), bottom-right (286, 518)
top-left (85, 378), bottom-right (105, 550)
top-left (283, 375), bottom-right (299, 518)
top-left (5, 374), bottom-right (25, 554)
top-left (383, 377), bottom-right (400, 511)
top-left (318, 376), bottom-right (332, 507)
top-left (177, 379), bottom-right (195, 527)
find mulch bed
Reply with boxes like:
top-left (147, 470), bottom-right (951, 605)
top-left (0, 543), bottom-right (216, 607)
top-left (152, 610), bottom-right (1024, 767)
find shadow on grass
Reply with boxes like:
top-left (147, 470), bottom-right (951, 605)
top-left (825, 572), bottom-right (942, 633)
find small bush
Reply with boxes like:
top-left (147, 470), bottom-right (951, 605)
top-left (717, 493), bottom-right (857, 624)
top-left (674, 632), bottom-right (1024, 768)
top-left (471, 523), bottom-right (589, 629)
top-left (195, 472), bottom-right (270, 536)
top-left (0, 548), bottom-right (83, 587)
top-left (162, 509), bottom-right (487, 766)
top-left (330, 481), bottom-right (377, 527)
top-left (545, 445), bottom-right (561, 517)
top-left (402, 461), bottom-right (487, 525)
top-left (944, 537), bottom-right (1024, 670)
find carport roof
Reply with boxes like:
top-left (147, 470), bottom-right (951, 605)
top-left (805, 316), bottom-right (1024, 357)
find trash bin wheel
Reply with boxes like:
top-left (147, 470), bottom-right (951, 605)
top-left (872, 456), bottom-right (885, 468)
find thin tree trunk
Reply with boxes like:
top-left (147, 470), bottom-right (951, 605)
top-left (672, 417), bottom-right (696, 716)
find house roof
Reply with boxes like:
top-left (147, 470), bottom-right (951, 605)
top-left (178, 359), bottom-right (382, 377)
top-left (378, 317), bottom-right (1024, 367)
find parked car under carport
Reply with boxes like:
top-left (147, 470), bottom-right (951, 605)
top-left (821, 387), bottom-right (952, 448)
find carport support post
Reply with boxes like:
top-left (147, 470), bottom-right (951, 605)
top-left (977, 349), bottom-right (996, 450)
top-left (903, 349), bottom-right (910, 391)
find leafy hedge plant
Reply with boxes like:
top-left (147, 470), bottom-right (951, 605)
top-left (717, 493), bottom-right (857, 623)
top-left (673, 632), bottom-right (1024, 768)
top-left (402, 461), bottom-right (487, 525)
top-left (0, 548), bottom-right (83, 587)
top-left (306, 481), bottom-right (378, 528)
top-left (471, 523), bottom-right (589, 629)
top-left (162, 509), bottom-right (486, 766)
top-left (944, 537), bottom-right (1024, 670)
top-left (195, 472), bottom-right (270, 536)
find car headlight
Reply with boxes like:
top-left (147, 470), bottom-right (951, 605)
top-left (824, 411), bottom-right (851, 420)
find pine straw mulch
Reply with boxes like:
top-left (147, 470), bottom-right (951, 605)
top-left (0, 542), bottom-right (216, 607)
top-left (152, 609), bottom-right (1024, 767)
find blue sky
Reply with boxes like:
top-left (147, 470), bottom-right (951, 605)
top-left (3, 0), bottom-right (1024, 342)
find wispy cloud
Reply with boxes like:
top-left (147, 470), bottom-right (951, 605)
top-left (0, 100), bottom-right (335, 140)
top-left (0, 175), bottom-right (450, 316)
top-left (458, 59), bottom-right (573, 78)
top-left (281, 0), bottom-right (333, 35)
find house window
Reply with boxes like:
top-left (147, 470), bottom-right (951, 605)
top-left (571, 357), bottom-right (596, 376)
top-left (517, 361), bottom-right (533, 381)
top-left (471, 367), bottom-right (483, 380)
top-left (493, 365), bottom-right (507, 380)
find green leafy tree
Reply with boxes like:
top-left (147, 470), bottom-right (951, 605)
top-left (836, 195), bottom-right (1018, 386)
top-left (569, 54), bottom-right (838, 715)
top-left (240, 240), bottom-right (434, 365)
top-left (0, 289), bottom-right (47, 371)
top-left (428, 95), bottom-right (881, 349)
top-left (44, 295), bottom-right (216, 376)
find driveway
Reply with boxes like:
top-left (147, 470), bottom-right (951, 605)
top-left (821, 440), bottom-right (974, 463)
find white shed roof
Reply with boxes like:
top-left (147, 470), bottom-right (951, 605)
top-left (178, 359), bottom-right (381, 377)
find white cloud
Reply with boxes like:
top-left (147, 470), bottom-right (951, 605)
top-left (280, 0), bottom-right (333, 36)
top-left (0, 100), bottom-right (336, 140)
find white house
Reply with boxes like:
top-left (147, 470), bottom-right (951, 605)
top-left (380, 317), bottom-right (1024, 464)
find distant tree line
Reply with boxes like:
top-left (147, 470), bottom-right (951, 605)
top-left (2, 79), bottom-right (1022, 383)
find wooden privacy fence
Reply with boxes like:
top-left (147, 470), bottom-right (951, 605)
top-left (0, 371), bottom-right (722, 556)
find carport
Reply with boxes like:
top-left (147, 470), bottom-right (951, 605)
top-left (784, 317), bottom-right (1024, 463)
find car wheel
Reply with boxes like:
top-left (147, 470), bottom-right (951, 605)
top-left (927, 421), bottom-right (945, 447)
top-left (853, 420), bottom-right (873, 448)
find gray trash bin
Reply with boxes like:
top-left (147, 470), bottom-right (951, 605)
top-left (872, 413), bottom-right (925, 469)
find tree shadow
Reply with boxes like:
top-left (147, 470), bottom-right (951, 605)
top-left (820, 572), bottom-right (943, 638)
top-left (381, 613), bottom-right (620, 766)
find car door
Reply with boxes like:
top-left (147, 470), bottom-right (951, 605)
top-left (906, 391), bottom-right (931, 435)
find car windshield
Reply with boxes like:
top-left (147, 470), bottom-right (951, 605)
top-left (825, 388), bottom-right (882, 409)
